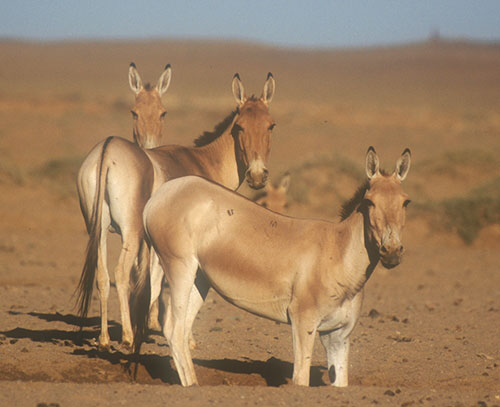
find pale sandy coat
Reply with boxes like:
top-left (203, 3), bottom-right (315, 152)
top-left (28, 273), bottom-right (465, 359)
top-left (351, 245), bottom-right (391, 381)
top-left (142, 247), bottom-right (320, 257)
top-left (135, 147), bottom-right (411, 387)
top-left (76, 73), bottom-right (275, 349)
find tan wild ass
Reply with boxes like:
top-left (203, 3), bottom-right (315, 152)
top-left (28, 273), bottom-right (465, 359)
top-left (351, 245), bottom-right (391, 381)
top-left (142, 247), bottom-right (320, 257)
top-left (255, 172), bottom-right (291, 212)
top-left (76, 73), bottom-right (276, 350)
top-left (128, 63), bottom-right (172, 149)
top-left (134, 147), bottom-right (411, 386)
top-left (76, 62), bottom-right (171, 347)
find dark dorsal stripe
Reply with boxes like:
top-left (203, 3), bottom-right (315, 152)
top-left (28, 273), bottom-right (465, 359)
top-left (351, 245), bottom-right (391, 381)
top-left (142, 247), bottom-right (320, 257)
top-left (339, 180), bottom-right (370, 221)
top-left (339, 170), bottom-right (391, 221)
top-left (193, 109), bottom-right (238, 147)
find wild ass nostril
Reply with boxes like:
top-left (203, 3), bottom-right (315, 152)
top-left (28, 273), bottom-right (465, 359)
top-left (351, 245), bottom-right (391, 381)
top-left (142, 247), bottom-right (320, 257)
top-left (262, 169), bottom-right (269, 183)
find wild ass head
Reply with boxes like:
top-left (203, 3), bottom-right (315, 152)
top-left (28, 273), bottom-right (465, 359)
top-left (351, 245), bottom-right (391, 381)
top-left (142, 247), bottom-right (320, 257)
top-left (128, 62), bottom-right (172, 149)
top-left (255, 172), bottom-right (291, 212)
top-left (362, 147), bottom-right (411, 269)
top-left (232, 73), bottom-right (275, 189)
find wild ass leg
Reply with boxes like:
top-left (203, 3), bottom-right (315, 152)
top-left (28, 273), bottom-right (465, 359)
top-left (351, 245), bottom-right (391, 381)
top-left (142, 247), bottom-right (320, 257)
top-left (319, 291), bottom-right (364, 387)
top-left (148, 250), bottom-right (163, 332)
top-left (319, 331), bottom-right (350, 386)
top-left (288, 301), bottom-right (318, 386)
top-left (113, 231), bottom-right (141, 348)
top-left (183, 271), bottom-right (210, 349)
top-left (163, 270), bottom-right (209, 350)
top-left (96, 206), bottom-right (111, 349)
top-left (164, 258), bottom-right (199, 386)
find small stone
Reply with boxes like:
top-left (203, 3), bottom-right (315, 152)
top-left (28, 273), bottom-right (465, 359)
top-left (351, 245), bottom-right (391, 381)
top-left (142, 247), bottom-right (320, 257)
top-left (209, 327), bottom-right (222, 332)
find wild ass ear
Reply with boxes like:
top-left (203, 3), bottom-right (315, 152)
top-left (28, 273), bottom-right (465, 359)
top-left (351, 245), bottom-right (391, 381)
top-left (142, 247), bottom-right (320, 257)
top-left (232, 73), bottom-right (246, 106)
top-left (129, 62), bottom-right (143, 95)
top-left (278, 172), bottom-right (291, 192)
top-left (156, 64), bottom-right (172, 96)
top-left (395, 148), bottom-right (411, 181)
top-left (261, 72), bottom-right (275, 105)
top-left (365, 146), bottom-right (380, 180)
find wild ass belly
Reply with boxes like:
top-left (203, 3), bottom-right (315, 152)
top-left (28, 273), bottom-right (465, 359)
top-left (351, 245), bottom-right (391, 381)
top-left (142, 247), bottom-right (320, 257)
top-left (201, 265), bottom-right (292, 324)
top-left (317, 290), bottom-right (364, 333)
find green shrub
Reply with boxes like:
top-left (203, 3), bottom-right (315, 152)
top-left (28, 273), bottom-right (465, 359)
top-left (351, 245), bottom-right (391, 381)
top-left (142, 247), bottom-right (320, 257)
top-left (36, 156), bottom-right (83, 198)
top-left (441, 178), bottom-right (500, 244)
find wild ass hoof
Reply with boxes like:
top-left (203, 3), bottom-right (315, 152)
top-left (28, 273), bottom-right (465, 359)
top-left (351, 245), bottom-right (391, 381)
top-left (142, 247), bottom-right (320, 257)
top-left (148, 319), bottom-right (162, 333)
top-left (97, 335), bottom-right (111, 351)
top-left (120, 341), bottom-right (133, 353)
top-left (97, 342), bottom-right (111, 352)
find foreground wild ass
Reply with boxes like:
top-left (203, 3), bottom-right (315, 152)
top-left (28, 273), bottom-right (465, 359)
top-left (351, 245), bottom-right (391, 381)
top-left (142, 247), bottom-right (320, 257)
top-left (134, 147), bottom-right (411, 386)
top-left (76, 73), bottom-right (276, 349)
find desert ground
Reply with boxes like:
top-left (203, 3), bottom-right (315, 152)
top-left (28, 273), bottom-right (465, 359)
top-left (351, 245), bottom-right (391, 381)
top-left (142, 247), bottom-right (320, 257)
top-left (0, 39), bottom-right (499, 406)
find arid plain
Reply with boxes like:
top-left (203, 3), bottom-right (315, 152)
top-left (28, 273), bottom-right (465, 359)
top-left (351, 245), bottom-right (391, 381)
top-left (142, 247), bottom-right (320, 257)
top-left (0, 39), bottom-right (499, 406)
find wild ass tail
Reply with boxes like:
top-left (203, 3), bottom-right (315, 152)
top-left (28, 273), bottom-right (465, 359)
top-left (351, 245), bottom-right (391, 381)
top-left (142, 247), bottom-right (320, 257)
top-left (75, 136), bottom-right (114, 320)
top-left (131, 239), bottom-right (151, 354)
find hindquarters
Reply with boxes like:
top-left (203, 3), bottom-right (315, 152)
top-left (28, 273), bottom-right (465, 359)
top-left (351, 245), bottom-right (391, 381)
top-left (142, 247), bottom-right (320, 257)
top-left (75, 137), bottom-right (114, 320)
top-left (76, 137), bottom-right (154, 347)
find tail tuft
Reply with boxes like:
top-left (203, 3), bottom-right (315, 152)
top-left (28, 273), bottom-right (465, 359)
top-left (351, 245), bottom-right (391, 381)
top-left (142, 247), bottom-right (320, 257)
top-left (74, 136), bottom-right (114, 322)
top-left (131, 240), bottom-right (151, 354)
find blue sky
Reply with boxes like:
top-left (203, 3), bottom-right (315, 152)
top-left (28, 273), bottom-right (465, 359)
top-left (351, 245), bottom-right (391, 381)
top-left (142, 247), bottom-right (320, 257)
top-left (2, 0), bottom-right (500, 48)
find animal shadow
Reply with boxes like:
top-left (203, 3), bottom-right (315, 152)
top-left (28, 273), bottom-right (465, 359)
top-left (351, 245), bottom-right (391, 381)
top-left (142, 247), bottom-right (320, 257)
top-left (2, 311), bottom-right (327, 386)
top-left (1, 310), bottom-right (121, 347)
top-left (195, 356), bottom-right (326, 386)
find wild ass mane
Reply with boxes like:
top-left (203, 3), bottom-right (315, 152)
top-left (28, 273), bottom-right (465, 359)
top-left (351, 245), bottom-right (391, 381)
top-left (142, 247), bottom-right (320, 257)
top-left (339, 170), bottom-right (390, 221)
top-left (193, 96), bottom-right (262, 147)
top-left (339, 180), bottom-right (370, 221)
top-left (193, 109), bottom-right (238, 147)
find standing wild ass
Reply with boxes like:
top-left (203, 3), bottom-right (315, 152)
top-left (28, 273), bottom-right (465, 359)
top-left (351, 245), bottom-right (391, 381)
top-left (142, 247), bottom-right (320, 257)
top-left (76, 62), bottom-right (171, 347)
top-left (134, 147), bottom-right (411, 387)
top-left (128, 63), bottom-right (172, 149)
top-left (255, 172), bottom-right (291, 212)
top-left (76, 73), bottom-right (276, 350)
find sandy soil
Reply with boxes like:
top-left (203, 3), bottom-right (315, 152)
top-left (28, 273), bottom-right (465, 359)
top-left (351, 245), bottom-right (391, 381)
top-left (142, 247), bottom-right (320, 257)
top-left (0, 39), bottom-right (499, 406)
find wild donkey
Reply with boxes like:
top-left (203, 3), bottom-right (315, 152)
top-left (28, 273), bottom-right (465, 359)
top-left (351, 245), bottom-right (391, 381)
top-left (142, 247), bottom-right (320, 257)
top-left (134, 147), bottom-right (411, 386)
top-left (76, 63), bottom-right (171, 348)
top-left (127, 63), bottom-right (172, 149)
top-left (255, 172), bottom-right (291, 212)
top-left (76, 73), bottom-right (276, 349)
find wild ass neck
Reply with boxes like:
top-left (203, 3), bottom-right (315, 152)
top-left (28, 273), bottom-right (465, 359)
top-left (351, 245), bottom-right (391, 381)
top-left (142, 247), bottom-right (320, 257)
top-left (333, 210), bottom-right (380, 300)
top-left (194, 112), bottom-right (244, 190)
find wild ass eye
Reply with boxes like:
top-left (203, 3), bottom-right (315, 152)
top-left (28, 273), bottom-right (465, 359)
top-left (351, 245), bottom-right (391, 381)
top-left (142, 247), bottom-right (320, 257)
top-left (268, 123), bottom-right (276, 131)
top-left (160, 111), bottom-right (167, 119)
top-left (403, 199), bottom-right (411, 208)
top-left (130, 110), bottom-right (138, 119)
